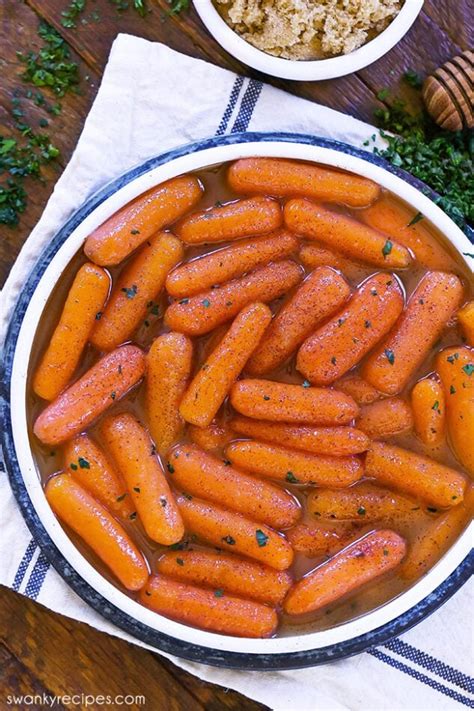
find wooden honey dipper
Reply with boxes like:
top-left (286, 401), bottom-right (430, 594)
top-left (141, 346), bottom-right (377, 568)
top-left (422, 50), bottom-right (473, 131)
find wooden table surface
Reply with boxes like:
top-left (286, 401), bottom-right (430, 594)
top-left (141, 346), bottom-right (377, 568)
top-left (0, 1), bottom-right (472, 708)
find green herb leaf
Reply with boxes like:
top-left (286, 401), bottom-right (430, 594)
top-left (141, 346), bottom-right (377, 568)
top-left (167, 462), bottom-right (175, 474)
top-left (255, 529), bottom-right (269, 547)
top-left (285, 471), bottom-right (299, 484)
top-left (432, 400), bottom-right (439, 411)
top-left (176, 557), bottom-right (184, 566)
top-left (357, 506), bottom-right (366, 516)
top-left (121, 284), bottom-right (138, 299)
top-left (382, 239), bottom-right (393, 256)
top-left (302, 380), bottom-right (311, 388)
top-left (167, 0), bottom-right (190, 14)
top-left (214, 588), bottom-right (224, 597)
top-left (408, 212), bottom-right (424, 227)
top-left (384, 349), bottom-right (395, 365)
top-left (78, 457), bottom-right (90, 469)
top-left (222, 535), bottom-right (236, 545)
top-left (462, 364), bottom-right (474, 376)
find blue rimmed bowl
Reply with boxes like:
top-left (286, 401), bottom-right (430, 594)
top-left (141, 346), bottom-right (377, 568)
top-left (1, 132), bottom-right (473, 670)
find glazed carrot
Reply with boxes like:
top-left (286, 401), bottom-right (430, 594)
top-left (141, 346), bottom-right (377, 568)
top-left (247, 267), bottom-right (351, 375)
top-left (297, 273), bottom-right (404, 385)
top-left (225, 440), bottom-right (363, 488)
top-left (229, 415), bottom-right (370, 455)
top-left (189, 422), bottom-right (235, 451)
top-left (365, 441), bottom-right (466, 508)
top-left (284, 199), bottom-right (411, 268)
top-left (101, 413), bottom-right (184, 545)
top-left (91, 233), bottom-right (183, 351)
top-left (362, 272), bottom-right (464, 395)
top-left (45, 474), bottom-right (147, 591)
top-left (164, 260), bottom-right (302, 336)
top-left (176, 494), bottom-right (294, 570)
top-left (145, 332), bottom-right (193, 455)
top-left (170, 443), bottom-right (301, 529)
top-left (174, 196), bottom-right (282, 245)
top-left (33, 263), bottom-right (110, 401)
top-left (63, 434), bottom-right (133, 519)
top-left (156, 550), bottom-right (292, 606)
top-left (166, 230), bottom-right (298, 297)
top-left (139, 574), bottom-right (277, 638)
top-left (457, 301), bottom-right (474, 346)
top-left (436, 346), bottom-right (474, 475)
top-left (286, 522), bottom-right (358, 557)
top-left (283, 530), bottom-right (406, 615)
top-left (335, 373), bottom-right (381, 405)
top-left (180, 302), bottom-right (272, 427)
top-left (411, 378), bottom-right (446, 446)
top-left (230, 379), bottom-right (359, 425)
top-left (33, 345), bottom-right (145, 445)
top-left (84, 175), bottom-right (202, 265)
top-left (357, 397), bottom-right (414, 439)
top-left (228, 158), bottom-right (380, 207)
top-left (307, 482), bottom-right (419, 522)
top-left (299, 243), bottom-right (365, 281)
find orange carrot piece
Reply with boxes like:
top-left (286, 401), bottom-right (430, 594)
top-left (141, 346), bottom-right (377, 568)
top-left (189, 422), bottom-right (235, 451)
top-left (307, 482), bottom-right (419, 522)
top-left (176, 494), bottom-right (293, 570)
top-left (247, 267), bottom-right (351, 375)
top-left (365, 441), bottom-right (466, 508)
top-left (63, 434), bottom-right (133, 519)
top-left (164, 259), bottom-right (302, 336)
top-left (101, 413), bottom-right (184, 545)
top-left (230, 379), bottom-right (359, 425)
top-left (84, 175), bottom-right (202, 266)
top-left (174, 196), bottom-right (282, 245)
top-left (45, 474), bottom-right (148, 591)
top-left (228, 158), bottom-right (380, 207)
top-left (335, 373), bottom-right (382, 405)
top-left (362, 272), bottom-right (464, 395)
top-left (166, 230), bottom-right (298, 297)
top-left (457, 301), bottom-right (474, 346)
top-left (225, 440), bottom-right (363, 487)
top-left (91, 233), bottom-right (183, 351)
top-left (297, 273), bottom-right (404, 385)
top-left (286, 522), bottom-right (358, 557)
top-left (284, 530), bottom-right (406, 615)
top-left (33, 345), bottom-right (145, 445)
top-left (33, 263), bottom-right (110, 401)
top-left (139, 574), bottom-right (278, 638)
top-left (170, 443), bottom-right (301, 530)
top-left (411, 378), bottom-right (446, 446)
top-left (156, 550), bottom-right (292, 606)
top-left (229, 415), bottom-right (370, 455)
top-left (145, 332), bottom-right (193, 456)
top-left (284, 199), bottom-right (411, 268)
top-left (357, 397), bottom-right (414, 439)
top-left (299, 243), bottom-right (366, 281)
top-left (180, 302), bottom-right (272, 427)
top-left (436, 346), bottom-right (474, 476)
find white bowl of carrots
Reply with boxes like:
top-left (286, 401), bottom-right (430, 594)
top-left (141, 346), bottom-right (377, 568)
top-left (4, 134), bottom-right (473, 667)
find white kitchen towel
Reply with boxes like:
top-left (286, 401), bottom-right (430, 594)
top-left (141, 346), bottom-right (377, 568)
top-left (1, 35), bottom-right (473, 711)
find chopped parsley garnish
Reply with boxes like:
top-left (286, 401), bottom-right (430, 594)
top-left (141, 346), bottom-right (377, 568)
top-left (121, 284), bottom-right (138, 299)
top-left (110, 391), bottom-right (116, 400)
top-left (447, 353), bottom-right (459, 363)
top-left (133, 487), bottom-right (141, 493)
top-left (167, 0), bottom-right (190, 14)
top-left (263, 395), bottom-right (270, 401)
top-left (383, 548), bottom-right (390, 556)
top-left (176, 558), bottom-right (184, 566)
top-left (70, 462), bottom-right (78, 471)
top-left (256, 529), bottom-right (269, 547)
top-left (61, 0), bottom-right (86, 29)
top-left (364, 320), bottom-right (372, 329)
top-left (214, 588), bottom-right (224, 597)
top-left (331, 356), bottom-right (337, 365)
top-left (285, 472), bottom-right (298, 484)
top-left (223, 459), bottom-right (231, 466)
top-left (302, 380), bottom-right (311, 388)
top-left (130, 228), bottom-right (140, 234)
top-left (179, 298), bottom-right (189, 305)
top-left (432, 400), bottom-right (439, 411)
top-left (462, 364), bottom-right (474, 376)
top-left (382, 239), bottom-right (393, 257)
top-left (78, 457), bottom-right (90, 469)
top-left (95, 311), bottom-right (102, 320)
top-left (450, 385), bottom-right (456, 394)
top-left (337, 318), bottom-right (345, 327)
top-left (202, 298), bottom-right (211, 308)
top-left (222, 535), bottom-right (236, 545)
top-left (357, 506), bottom-right (366, 516)
top-left (167, 463), bottom-right (175, 474)
top-left (129, 511), bottom-right (137, 520)
top-left (384, 349), bottom-right (395, 365)
top-left (407, 212), bottom-right (424, 227)
top-left (116, 493), bottom-right (127, 502)
top-left (150, 303), bottom-right (160, 316)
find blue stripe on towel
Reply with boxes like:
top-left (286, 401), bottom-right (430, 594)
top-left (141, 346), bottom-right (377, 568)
top-left (216, 76), bottom-right (245, 135)
top-left (231, 79), bottom-right (263, 133)
top-left (12, 539), bottom-right (37, 592)
top-left (24, 551), bottom-right (50, 600)
top-left (369, 648), bottom-right (474, 708)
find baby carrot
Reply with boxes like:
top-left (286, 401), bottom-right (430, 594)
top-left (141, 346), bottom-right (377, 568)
top-left (189, 422), bottom-right (235, 451)
top-left (307, 482), bottom-right (419, 522)
top-left (334, 373), bottom-right (381, 405)
top-left (299, 243), bottom-right (365, 281)
top-left (156, 550), bottom-right (292, 606)
top-left (247, 267), bottom-right (351, 375)
top-left (145, 332), bottom-right (193, 455)
top-left (356, 397), bottom-right (414, 439)
top-left (457, 301), bottom-right (474, 346)
top-left (33, 263), bottom-right (110, 401)
top-left (284, 530), bottom-right (406, 615)
top-left (229, 415), bottom-right (370, 455)
top-left (436, 346), bottom-right (474, 476)
top-left (284, 199), bottom-right (411, 268)
top-left (297, 273), bottom-right (404, 385)
top-left (365, 441), bottom-right (466, 508)
top-left (176, 494), bottom-right (294, 570)
top-left (139, 574), bottom-right (278, 638)
top-left (164, 260), bottom-right (302, 336)
top-left (174, 196), bottom-right (282, 244)
top-left (225, 440), bottom-right (363, 487)
top-left (228, 158), bottom-right (380, 207)
top-left (286, 522), bottom-right (358, 557)
top-left (230, 379), bottom-right (359, 425)
top-left (63, 434), bottom-right (133, 519)
top-left (411, 378), bottom-right (446, 446)
top-left (362, 272), bottom-right (464, 395)
top-left (33, 345), bottom-right (145, 446)
top-left (84, 175), bottom-right (202, 265)
top-left (166, 230), bottom-right (298, 297)
top-left (101, 413), bottom-right (184, 545)
top-left (45, 474), bottom-right (148, 591)
top-left (91, 233), bottom-right (183, 351)
top-left (180, 302), bottom-right (272, 427)
top-left (170, 443), bottom-right (301, 530)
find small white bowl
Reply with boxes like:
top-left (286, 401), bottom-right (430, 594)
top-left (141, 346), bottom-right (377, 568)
top-left (193, 0), bottom-right (424, 80)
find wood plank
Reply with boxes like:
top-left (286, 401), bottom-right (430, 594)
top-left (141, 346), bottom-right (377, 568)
top-left (423, 0), bottom-right (473, 50)
top-left (0, 642), bottom-right (67, 710)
